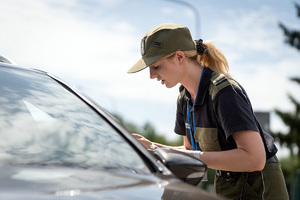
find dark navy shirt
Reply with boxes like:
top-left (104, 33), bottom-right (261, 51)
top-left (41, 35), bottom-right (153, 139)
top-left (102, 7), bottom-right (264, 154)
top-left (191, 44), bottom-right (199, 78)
top-left (174, 68), bottom-right (277, 159)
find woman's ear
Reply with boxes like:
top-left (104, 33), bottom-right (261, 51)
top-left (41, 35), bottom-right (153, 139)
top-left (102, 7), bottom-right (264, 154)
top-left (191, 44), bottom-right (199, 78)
top-left (175, 51), bottom-right (185, 64)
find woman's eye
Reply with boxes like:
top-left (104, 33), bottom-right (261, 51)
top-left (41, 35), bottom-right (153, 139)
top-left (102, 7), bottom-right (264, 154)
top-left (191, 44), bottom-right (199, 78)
top-left (154, 65), bottom-right (159, 70)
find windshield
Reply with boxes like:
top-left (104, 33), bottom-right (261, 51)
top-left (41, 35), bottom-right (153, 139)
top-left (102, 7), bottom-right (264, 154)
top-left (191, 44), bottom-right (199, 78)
top-left (0, 67), bottom-right (150, 173)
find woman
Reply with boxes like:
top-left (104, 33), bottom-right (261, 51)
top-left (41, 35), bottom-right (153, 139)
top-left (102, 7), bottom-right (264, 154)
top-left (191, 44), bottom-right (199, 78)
top-left (128, 23), bottom-right (288, 200)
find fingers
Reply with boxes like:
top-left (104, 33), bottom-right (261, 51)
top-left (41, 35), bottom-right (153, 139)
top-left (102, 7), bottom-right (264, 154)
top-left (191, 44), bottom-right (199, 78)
top-left (131, 134), bottom-right (152, 149)
top-left (132, 133), bottom-right (143, 139)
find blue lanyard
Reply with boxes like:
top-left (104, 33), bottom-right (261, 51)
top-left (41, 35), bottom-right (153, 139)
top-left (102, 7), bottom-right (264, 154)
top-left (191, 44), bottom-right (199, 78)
top-left (186, 68), bottom-right (205, 151)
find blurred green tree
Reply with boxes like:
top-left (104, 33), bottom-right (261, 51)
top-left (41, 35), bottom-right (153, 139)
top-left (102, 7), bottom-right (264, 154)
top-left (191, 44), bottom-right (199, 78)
top-left (273, 78), bottom-right (300, 178)
top-left (275, 2), bottom-right (300, 179)
top-left (274, 78), bottom-right (300, 157)
top-left (279, 3), bottom-right (300, 50)
top-left (113, 113), bottom-right (183, 146)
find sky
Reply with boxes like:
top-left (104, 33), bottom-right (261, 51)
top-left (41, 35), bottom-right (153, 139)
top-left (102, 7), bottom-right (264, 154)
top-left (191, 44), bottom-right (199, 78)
top-left (0, 0), bottom-right (300, 157)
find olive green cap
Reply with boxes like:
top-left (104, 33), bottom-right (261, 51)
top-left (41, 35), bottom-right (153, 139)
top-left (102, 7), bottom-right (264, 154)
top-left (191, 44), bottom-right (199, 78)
top-left (127, 23), bottom-right (196, 73)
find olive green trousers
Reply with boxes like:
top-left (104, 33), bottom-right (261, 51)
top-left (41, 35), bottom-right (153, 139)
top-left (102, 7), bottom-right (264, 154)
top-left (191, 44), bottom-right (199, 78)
top-left (214, 160), bottom-right (289, 200)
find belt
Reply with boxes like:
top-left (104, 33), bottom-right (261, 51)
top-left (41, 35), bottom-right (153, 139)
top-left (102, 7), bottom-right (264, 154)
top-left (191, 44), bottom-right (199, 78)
top-left (216, 170), bottom-right (240, 181)
top-left (216, 156), bottom-right (277, 180)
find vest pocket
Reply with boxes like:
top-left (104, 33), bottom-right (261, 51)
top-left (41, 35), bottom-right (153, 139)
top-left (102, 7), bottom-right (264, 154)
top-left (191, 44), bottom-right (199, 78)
top-left (194, 127), bottom-right (221, 151)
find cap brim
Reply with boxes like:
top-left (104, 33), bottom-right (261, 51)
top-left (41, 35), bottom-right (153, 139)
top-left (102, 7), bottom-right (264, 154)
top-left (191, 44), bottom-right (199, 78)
top-left (127, 58), bottom-right (147, 73)
top-left (127, 54), bottom-right (164, 73)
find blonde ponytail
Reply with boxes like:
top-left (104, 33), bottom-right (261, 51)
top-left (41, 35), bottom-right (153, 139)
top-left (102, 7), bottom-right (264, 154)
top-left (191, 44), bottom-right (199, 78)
top-left (163, 40), bottom-right (231, 78)
top-left (201, 41), bottom-right (231, 78)
top-left (183, 41), bottom-right (231, 78)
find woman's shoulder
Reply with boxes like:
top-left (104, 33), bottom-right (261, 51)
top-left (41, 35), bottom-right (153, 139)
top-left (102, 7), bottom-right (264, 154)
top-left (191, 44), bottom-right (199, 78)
top-left (209, 71), bottom-right (242, 101)
top-left (177, 85), bottom-right (186, 102)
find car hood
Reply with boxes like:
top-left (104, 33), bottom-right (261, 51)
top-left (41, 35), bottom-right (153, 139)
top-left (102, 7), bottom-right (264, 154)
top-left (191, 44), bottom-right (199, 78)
top-left (0, 165), bottom-right (222, 200)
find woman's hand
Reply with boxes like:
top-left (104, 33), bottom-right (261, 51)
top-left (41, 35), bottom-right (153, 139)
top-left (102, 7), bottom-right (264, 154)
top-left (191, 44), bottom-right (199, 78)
top-left (132, 133), bottom-right (153, 149)
top-left (132, 134), bottom-right (190, 151)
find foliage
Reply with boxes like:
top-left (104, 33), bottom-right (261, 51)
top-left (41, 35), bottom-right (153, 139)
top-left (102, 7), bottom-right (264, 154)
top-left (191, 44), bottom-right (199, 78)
top-left (280, 156), bottom-right (300, 178)
top-left (274, 78), bottom-right (300, 157)
top-left (274, 2), bottom-right (300, 159)
top-left (279, 2), bottom-right (300, 50)
top-left (112, 113), bottom-right (183, 146)
top-left (275, 3), bottom-right (300, 183)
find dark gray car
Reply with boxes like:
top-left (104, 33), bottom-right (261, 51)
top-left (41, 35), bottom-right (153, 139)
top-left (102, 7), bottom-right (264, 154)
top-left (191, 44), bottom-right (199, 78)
top-left (0, 58), bottom-right (225, 200)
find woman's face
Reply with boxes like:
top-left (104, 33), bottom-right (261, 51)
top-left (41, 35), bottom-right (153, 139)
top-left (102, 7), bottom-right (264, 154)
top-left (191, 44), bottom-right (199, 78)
top-left (149, 52), bottom-right (184, 88)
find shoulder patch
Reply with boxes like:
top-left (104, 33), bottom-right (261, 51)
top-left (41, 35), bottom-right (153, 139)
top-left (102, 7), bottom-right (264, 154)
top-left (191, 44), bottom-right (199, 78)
top-left (209, 72), bottom-right (241, 101)
top-left (178, 85), bottom-right (185, 101)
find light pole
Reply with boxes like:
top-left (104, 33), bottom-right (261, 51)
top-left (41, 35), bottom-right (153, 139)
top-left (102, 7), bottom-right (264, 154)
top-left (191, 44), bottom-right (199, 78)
top-left (164, 0), bottom-right (201, 37)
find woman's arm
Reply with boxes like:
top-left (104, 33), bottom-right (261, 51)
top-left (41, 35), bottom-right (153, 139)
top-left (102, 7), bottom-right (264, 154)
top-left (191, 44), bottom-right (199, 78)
top-left (199, 130), bottom-right (266, 172)
top-left (132, 133), bottom-right (189, 150)
top-left (134, 131), bottom-right (266, 172)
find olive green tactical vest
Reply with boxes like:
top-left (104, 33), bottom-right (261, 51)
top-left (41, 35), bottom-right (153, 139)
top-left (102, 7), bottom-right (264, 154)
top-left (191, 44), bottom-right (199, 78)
top-left (179, 71), bottom-right (241, 152)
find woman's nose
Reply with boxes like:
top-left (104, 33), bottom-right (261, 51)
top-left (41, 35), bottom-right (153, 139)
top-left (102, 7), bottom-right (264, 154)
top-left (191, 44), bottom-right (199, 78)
top-left (149, 67), bottom-right (157, 79)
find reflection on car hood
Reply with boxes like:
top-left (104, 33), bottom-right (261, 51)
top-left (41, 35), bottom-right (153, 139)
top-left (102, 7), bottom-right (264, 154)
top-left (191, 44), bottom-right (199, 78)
top-left (0, 165), bottom-right (222, 200)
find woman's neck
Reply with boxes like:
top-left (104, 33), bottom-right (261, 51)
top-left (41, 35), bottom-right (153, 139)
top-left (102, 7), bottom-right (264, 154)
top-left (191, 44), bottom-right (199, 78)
top-left (181, 63), bottom-right (204, 103)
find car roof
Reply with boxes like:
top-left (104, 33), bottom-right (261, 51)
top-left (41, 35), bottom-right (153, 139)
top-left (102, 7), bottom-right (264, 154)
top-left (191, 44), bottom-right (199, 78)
top-left (0, 55), bottom-right (17, 65)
